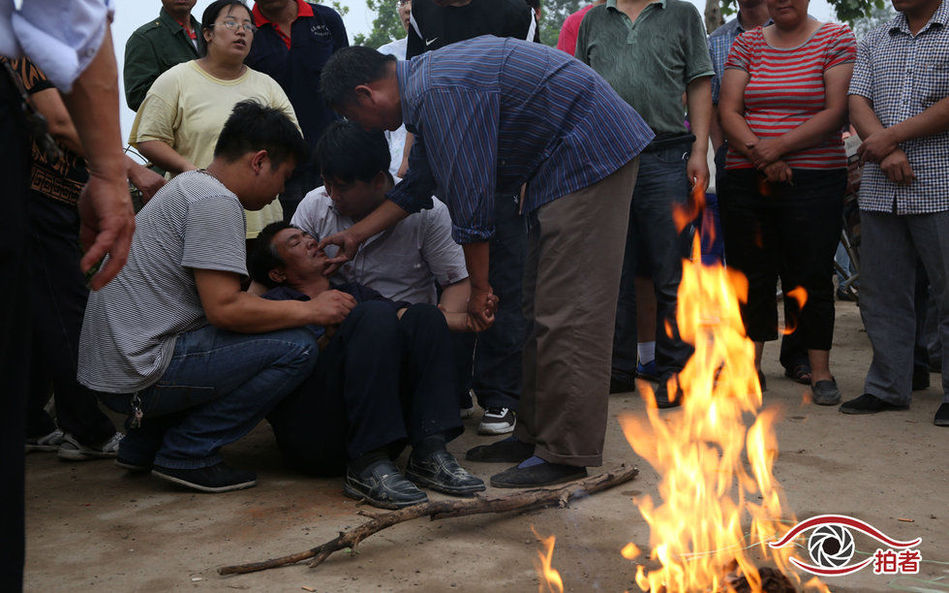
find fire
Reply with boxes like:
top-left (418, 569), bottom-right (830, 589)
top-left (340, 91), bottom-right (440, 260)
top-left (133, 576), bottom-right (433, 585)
top-left (533, 527), bottom-right (565, 593)
top-left (619, 238), bottom-right (827, 592)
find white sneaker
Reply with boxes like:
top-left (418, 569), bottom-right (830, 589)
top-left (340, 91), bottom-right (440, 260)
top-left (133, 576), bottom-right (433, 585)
top-left (58, 432), bottom-right (124, 461)
top-left (26, 428), bottom-right (65, 452)
top-left (478, 407), bottom-right (516, 435)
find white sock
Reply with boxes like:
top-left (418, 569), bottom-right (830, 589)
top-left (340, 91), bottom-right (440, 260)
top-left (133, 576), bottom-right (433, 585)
top-left (637, 341), bottom-right (656, 365)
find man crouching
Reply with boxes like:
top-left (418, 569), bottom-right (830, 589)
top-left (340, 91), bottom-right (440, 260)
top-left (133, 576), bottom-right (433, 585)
top-left (78, 101), bottom-right (356, 493)
top-left (249, 221), bottom-right (485, 508)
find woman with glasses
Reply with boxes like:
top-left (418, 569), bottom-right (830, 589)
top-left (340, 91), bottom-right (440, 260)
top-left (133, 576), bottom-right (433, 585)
top-left (130, 0), bottom-right (298, 241)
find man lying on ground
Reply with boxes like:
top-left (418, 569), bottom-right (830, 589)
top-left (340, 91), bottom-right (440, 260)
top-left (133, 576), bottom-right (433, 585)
top-left (78, 101), bottom-right (355, 493)
top-left (249, 221), bottom-right (485, 509)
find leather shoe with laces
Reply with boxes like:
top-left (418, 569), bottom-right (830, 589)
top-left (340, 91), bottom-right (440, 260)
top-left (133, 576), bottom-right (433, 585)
top-left (344, 459), bottom-right (428, 509)
top-left (406, 450), bottom-right (485, 496)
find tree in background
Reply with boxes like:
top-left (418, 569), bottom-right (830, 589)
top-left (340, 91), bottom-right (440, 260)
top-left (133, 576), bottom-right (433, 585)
top-left (354, 0), bottom-right (408, 47)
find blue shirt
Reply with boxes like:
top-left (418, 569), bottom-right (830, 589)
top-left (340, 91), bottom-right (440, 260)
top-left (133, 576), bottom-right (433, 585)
top-left (848, 2), bottom-right (949, 215)
top-left (707, 13), bottom-right (771, 105)
top-left (386, 36), bottom-right (654, 244)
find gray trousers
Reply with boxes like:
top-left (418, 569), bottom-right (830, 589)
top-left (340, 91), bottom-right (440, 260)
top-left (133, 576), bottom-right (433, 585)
top-left (860, 209), bottom-right (949, 404)
top-left (516, 157), bottom-right (639, 467)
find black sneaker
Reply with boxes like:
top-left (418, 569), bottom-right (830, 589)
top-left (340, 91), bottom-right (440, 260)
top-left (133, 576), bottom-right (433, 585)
top-left (344, 459), bottom-right (428, 509)
top-left (490, 460), bottom-right (587, 488)
top-left (935, 403), bottom-right (949, 427)
top-left (839, 393), bottom-right (909, 415)
top-left (811, 378), bottom-right (841, 406)
top-left (406, 450), bottom-right (485, 496)
top-left (466, 436), bottom-right (534, 463)
top-left (151, 462), bottom-right (257, 493)
top-left (478, 407), bottom-right (516, 435)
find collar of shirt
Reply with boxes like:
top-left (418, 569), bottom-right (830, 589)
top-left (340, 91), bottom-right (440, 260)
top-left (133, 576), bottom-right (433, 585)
top-left (252, 0), bottom-right (314, 47)
top-left (159, 7), bottom-right (198, 39)
top-left (889, 0), bottom-right (949, 36)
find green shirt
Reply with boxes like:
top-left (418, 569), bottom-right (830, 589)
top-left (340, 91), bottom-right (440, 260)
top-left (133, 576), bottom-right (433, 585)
top-left (123, 8), bottom-right (205, 112)
top-left (575, 0), bottom-right (713, 135)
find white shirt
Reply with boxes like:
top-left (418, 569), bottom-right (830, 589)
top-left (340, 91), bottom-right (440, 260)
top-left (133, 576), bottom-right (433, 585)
top-left (291, 184), bottom-right (468, 305)
top-left (377, 37), bottom-right (409, 177)
top-left (0, 0), bottom-right (112, 91)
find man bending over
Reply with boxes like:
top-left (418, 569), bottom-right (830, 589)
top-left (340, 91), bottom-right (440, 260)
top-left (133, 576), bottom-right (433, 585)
top-left (78, 101), bottom-right (355, 493)
top-left (250, 221), bottom-right (485, 508)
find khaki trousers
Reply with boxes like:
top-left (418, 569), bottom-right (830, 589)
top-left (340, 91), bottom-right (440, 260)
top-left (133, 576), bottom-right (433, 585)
top-left (515, 157), bottom-right (640, 467)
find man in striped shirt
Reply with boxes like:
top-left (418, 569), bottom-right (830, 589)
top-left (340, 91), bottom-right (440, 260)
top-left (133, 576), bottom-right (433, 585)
top-left (319, 37), bottom-right (654, 488)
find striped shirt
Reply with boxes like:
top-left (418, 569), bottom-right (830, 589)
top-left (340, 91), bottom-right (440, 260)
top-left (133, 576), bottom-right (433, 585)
top-left (387, 36), bottom-right (654, 244)
top-left (848, 2), bottom-right (949, 214)
top-left (78, 171), bottom-right (247, 393)
top-left (724, 22), bottom-right (856, 170)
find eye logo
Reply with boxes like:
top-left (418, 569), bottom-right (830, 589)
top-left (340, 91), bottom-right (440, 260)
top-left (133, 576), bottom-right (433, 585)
top-left (769, 514), bottom-right (922, 577)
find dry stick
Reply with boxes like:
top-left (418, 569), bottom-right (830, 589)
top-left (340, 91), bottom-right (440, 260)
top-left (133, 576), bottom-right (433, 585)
top-left (219, 464), bottom-right (639, 576)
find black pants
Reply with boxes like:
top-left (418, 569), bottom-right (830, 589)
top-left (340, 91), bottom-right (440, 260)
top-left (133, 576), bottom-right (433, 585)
top-left (0, 69), bottom-right (31, 593)
top-left (720, 168), bottom-right (846, 349)
top-left (27, 194), bottom-right (115, 445)
top-left (268, 302), bottom-right (463, 476)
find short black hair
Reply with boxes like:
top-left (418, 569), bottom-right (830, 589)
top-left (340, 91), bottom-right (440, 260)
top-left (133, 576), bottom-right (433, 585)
top-left (316, 120), bottom-right (391, 184)
top-left (201, 0), bottom-right (251, 32)
top-left (214, 100), bottom-right (310, 168)
top-left (320, 46), bottom-right (396, 108)
top-left (248, 220), bottom-right (294, 288)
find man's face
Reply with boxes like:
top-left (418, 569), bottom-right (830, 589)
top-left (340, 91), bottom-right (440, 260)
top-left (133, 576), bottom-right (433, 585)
top-left (323, 174), bottom-right (384, 220)
top-left (398, 0), bottom-right (412, 31)
top-left (891, 0), bottom-right (935, 13)
top-left (242, 156), bottom-right (297, 210)
top-left (337, 93), bottom-right (403, 132)
top-left (162, 0), bottom-right (197, 15)
top-left (272, 228), bottom-right (331, 282)
top-left (255, 0), bottom-right (293, 15)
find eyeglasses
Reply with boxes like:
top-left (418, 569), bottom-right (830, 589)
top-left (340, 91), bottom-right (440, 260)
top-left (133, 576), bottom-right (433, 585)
top-left (213, 19), bottom-right (258, 34)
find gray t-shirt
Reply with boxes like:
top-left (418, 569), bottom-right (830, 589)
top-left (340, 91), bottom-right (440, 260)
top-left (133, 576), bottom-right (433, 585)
top-left (78, 171), bottom-right (247, 393)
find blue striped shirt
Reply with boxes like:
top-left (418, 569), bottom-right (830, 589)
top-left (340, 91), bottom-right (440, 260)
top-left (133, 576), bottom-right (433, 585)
top-left (386, 36), bottom-right (654, 244)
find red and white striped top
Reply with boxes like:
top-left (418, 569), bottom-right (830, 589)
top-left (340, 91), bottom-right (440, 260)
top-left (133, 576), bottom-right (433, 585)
top-left (724, 22), bottom-right (856, 170)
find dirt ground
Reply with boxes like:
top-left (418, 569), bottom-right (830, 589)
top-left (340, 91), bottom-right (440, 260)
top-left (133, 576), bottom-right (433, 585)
top-left (23, 301), bottom-right (948, 593)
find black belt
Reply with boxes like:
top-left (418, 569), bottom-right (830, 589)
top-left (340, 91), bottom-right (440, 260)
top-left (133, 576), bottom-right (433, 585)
top-left (642, 133), bottom-right (695, 152)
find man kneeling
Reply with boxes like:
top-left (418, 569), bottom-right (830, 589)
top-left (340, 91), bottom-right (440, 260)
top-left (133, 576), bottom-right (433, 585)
top-left (78, 101), bottom-right (354, 493)
top-left (249, 221), bottom-right (485, 508)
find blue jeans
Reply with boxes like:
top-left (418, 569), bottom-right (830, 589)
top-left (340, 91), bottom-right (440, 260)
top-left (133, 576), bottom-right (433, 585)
top-left (612, 145), bottom-right (694, 380)
top-left (104, 324), bottom-right (318, 469)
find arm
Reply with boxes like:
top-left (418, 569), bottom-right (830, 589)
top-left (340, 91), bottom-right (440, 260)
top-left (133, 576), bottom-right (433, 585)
top-left (137, 139), bottom-right (198, 176)
top-left (438, 278), bottom-right (472, 332)
top-left (318, 200), bottom-right (410, 273)
top-left (123, 33), bottom-right (161, 112)
top-left (849, 95), bottom-right (915, 183)
top-left (398, 132), bottom-right (415, 178)
top-left (194, 269), bottom-right (356, 332)
top-left (686, 76), bottom-right (712, 190)
top-left (710, 104), bottom-right (725, 151)
top-left (61, 24), bottom-right (135, 290)
top-left (718, 68), bottom-right (759, 160)
top-left (858, 95), bottom-right (949, 163)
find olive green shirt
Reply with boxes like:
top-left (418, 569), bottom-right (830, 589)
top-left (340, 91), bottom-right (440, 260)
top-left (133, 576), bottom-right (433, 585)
top-left (123, 8), bottom-right (205, 112)
top-left (575, 0), bottom-right (713, 135)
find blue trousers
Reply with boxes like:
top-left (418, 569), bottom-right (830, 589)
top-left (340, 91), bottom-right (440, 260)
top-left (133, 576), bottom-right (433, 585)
top-left (105, 324), bottom-right (318, 469)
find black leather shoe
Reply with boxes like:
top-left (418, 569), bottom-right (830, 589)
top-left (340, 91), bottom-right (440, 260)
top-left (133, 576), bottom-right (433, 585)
top-left (934, 403), bottom-right (949, 427)
top-left (490, 461), bottom-right (587, 488)
top-left (344, 459), bottom-right (428, 509)
top-left (151, 462), bottom-right (256, 493)
top-left (406, 450), bottom-right (485, 496)
top-left (466, 436), bottom-right (534, 463)
top-left (913, 366), bottom-right (931, 391)
top-left (839, 393), bottom-right (909, 415)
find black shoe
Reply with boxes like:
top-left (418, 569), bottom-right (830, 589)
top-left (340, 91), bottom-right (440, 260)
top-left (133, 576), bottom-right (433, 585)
top-left (652, 376), bottom-right (683, 409)
top-left (609, 373), bottom-right (636, 394)
top-left (490, 459), bottom-right (587, 488)
top-left (116, 456), bottom-right (151, 473)
top-left (912, 367), bottom-right (931, 391)
top-left (344, 459), bottom-right (428, 509)
top-left (935, 403), bottom-right (949, 427)
top-left (406, 449), bottom-right (485, 496)
top-left (151, 462), bottom-right (257, 493)
top-left (811, 378), bottom-right (841, 406)
top-left (466, 436), bottom-right (534, 463)
top-left (839, 393), bottom-right (909, 415)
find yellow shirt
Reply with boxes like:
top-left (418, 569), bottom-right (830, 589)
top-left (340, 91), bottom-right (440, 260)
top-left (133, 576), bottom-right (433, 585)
top-left (130, 61), bottom-right (299, 238)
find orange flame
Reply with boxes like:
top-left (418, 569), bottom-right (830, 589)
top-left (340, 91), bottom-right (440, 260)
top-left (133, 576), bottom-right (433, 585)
top-left (533, 527), bottom-right (564, 593)
top-left (618, 237), bottom-right (828, 592)
top-left (782, 287), bottom-right (808, 336)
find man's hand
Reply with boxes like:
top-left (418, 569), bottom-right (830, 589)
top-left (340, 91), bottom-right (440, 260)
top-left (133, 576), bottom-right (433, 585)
top-left (466, 285), bottom-right (498, 332)
top-left (761, 160), bottom-right (793, 184)
top-left (318, 229), bottom-right (362, 276)
top-left (858, 128), bottom-right (899, 164)
top-left (127, 161), bottom-right (166, 204)
top-left (440, 308), bottom-right (476, 332)
top-left (307, 289), bottom-right (357, 326)
top-left (686, 151), bottom-right (709, 191)
top-left (879, 149), bottom-right (915, 185)
top-left (747, 137), bottom-right (785, 169)
top-left (79, 171), bottom-right (136, 290)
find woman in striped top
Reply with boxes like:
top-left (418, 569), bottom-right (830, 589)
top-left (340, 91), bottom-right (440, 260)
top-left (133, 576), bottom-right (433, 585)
top-left (718, 0), bottom-right (856, 405)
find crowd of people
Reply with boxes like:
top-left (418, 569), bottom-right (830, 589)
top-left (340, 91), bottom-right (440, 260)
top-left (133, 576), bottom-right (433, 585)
top-left (2, 0), bottom-right (947, 589)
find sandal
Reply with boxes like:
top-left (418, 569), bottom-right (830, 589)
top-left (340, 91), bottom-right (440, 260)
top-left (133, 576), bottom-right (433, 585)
top-left (784, 363), bottom-right (812, 385)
